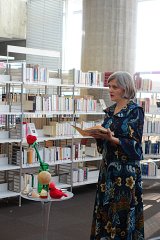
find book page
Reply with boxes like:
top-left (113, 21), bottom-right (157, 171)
top-left (72, 125), bottom-right (108, 137)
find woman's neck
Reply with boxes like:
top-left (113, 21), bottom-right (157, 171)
top-left (116, 99), bottom-right (129, 108)
top-left (114, 99), bottom-right (129, 114)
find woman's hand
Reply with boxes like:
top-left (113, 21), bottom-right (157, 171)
top-left (89, 128), bottom-right (114, 140)
top-left (99, 128), bottom-right (114, 141)
top-left (90, 128), bottom-right (120, 145)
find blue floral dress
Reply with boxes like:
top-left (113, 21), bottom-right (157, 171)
top-left (90, 101), bottom-right (144, 240)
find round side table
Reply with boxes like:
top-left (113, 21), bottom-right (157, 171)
top-left (21, 191), bottom-right (73, 240)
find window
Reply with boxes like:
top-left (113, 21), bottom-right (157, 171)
top-left (136, 0), bottom-right (160, 71)
top-left (62, 0), bottom-right (82, 70)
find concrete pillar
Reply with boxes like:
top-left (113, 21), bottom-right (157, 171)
top-left (81, 0), bottom-right (138, 74)
top-left (0, 0), bottom-right (26, 40)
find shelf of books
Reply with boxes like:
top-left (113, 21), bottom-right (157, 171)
top-left (0, 45), bottom-right (114, 201)
top-left (141, 159), bottom-right (160, 180)
top-left (135, 72), bottom-right (160, 180)
top-left (0, 80), bottom-right (22, 199)
top-left (64, 71), bottom-right (112, 188)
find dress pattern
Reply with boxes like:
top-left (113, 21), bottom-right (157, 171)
top-left (90, 101), bottom-right (144, 240)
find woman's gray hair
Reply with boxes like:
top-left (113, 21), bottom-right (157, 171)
top-left (108, 71), bottom-right (136, 99)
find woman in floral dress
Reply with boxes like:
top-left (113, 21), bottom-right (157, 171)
top-left (90, 71), bottom-right (144, 240)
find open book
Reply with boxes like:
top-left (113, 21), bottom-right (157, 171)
top-left (72, 125), bottom-right (109, 137)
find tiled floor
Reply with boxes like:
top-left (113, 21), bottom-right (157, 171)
top-left (0, 184), bottom-right (159, 240)
top-left (145, 212), bottom-right (160, 239)
top-left (143, 182), bottom-right (160, 240)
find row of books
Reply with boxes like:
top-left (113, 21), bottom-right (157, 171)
top-left (1, 93), bottom-right (103, 113)
top-left (7, 63), bottom-right (113, 87)
top-left (23, 94), bottom-right (98, 113)
top-left (25, 64), bottom-right (48, 82)
top-left (73, 69), bottom-right (112, 87)
top-left (8, 120), bottom-right (102, 138)
top-left (60, 69), bottom-right (112, 87)
top-left (134, 72), bottom-right (160, 92)
top-left (8, 63), bottom-right (48, 82)
top-left (59, 164), bottom-right (99, 184)
top-left (24, 94), bottom-right (74, 112)
top-left (11, 145), bottom-right (72, 165)
top-left (5, 64), bottom-right (160, 94)
top-left (143, 119), bottom-right (160, 134)
top-left (136, 98), bottom-right (150, 113)
top-left (59, 168), bottom-right (89, 183)
top-left (74, 96), bottom-right (97, 112)
top-left (134, 73), bottom-right (152, 91)
top-left (43, 121), bottom-right (74, 136)
top-left (24, 94), bottom-right (99, 113)
top-left (9, 173), bottom-right (21, 192)
top-left (143, 141), bottom-right (160, 155)
top-left (11, 143), bottom-right (101, 166)
top-left (43, 120), bottom-right (102, 137)
top-left (136, 99), bottom-right (160, 114)
top-left (141, 161), bottom-right (160, 177)
top-left (7, 119), bottom-right (160, 140)
top-left (1, 93), bottom-right (73, 112)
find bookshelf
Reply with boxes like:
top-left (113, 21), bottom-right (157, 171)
top-left (0, 75), bottom-right (21, 200)
top-left (0, 46), bottom-right (114, 203)
top-left (0, 45), bottom-right (64, 203)
top-left (63, 70), bottom-right (110, 187)
top-left (134, 72), bottom-right (160, 181)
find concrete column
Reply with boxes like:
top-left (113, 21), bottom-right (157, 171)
top-left (81, 0), bottom-right (138, 74)
top-left (0, 0), bottom-right (26, 40)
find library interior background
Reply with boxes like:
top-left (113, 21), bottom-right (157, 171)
top-left (0, 0), bottom-right (160, 240)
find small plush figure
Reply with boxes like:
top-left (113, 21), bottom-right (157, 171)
top-left (38, 171), bottom-right (51, 185)
top-left (49, 182), bottom-right (68, 199)
top-left (40, 189), bottom-right (48, 199)
top-left (22, 183), bottom-right (32, 195)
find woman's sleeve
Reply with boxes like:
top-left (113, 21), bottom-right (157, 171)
top-left (119, 107), bottom-right (144, 159)
top-left (96, 139), bottom-right (104, 154)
